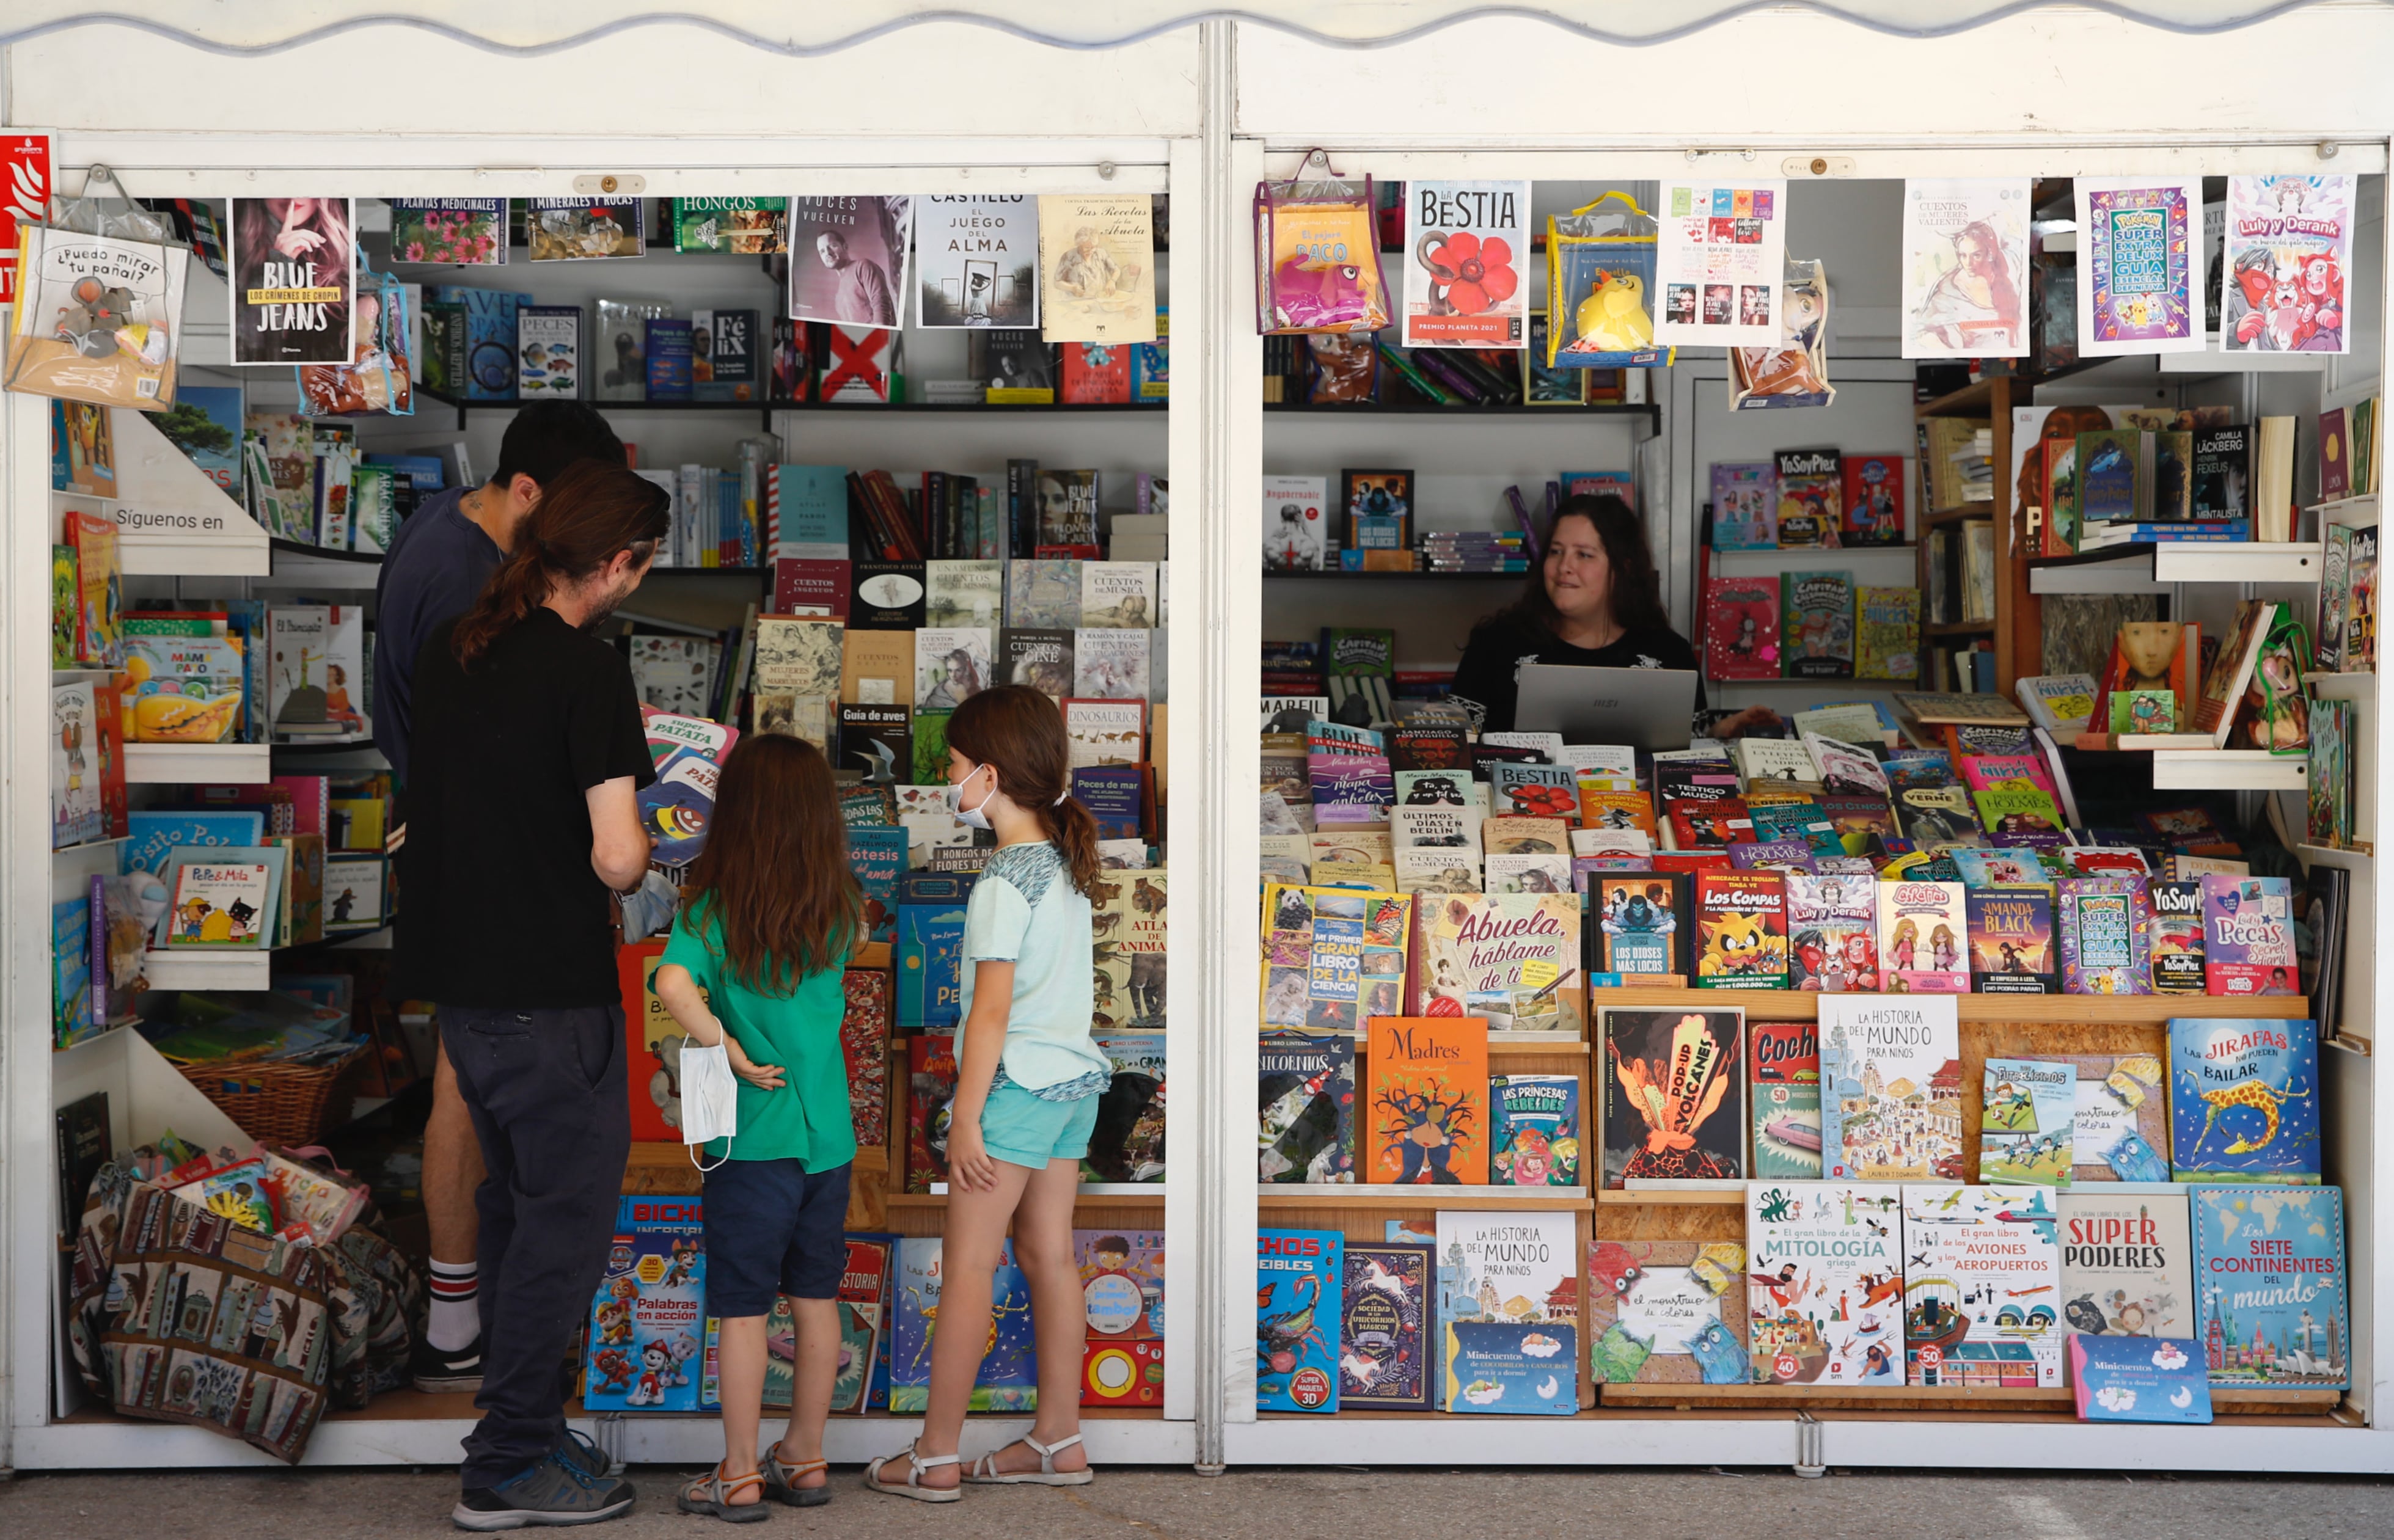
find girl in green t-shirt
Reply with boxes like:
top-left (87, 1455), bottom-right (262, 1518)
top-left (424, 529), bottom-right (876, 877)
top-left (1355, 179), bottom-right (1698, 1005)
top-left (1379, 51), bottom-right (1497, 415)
top-left (653, 734), bottom-right (862, 1520)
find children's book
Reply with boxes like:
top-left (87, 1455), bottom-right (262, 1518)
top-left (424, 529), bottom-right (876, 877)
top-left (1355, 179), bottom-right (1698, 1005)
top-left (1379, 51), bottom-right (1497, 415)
top-left (1979, 1059), bottom-right (2076, 1184)
top-left (583, 1197), bottom-right (706, 1412)
top-left (2059, 1189), bottom-right (2194, 1338)
top-left (1745, 1181), bottom-right (1904, 1386)
top-left (1693, 870), bottom-right (1788, 987)
top-left (1840, 454), bottom-right (1906, 546)
top-left (1592, 872), bottom-right (1685, 979)
top-left (1949, 847), bottom-right (2043, 888)
top-left (1601, 1007), bottom-right (1744, 1188)
top-left (1877, 878), bottom-right (1969, 991)
top-left (1773, 449), bottom-right (1842, 548)
top-left (2057, 877), bottom-right (2154, 995)
top-left (1780, 572), bottom-right (1855, 679)
top-left (2149, 878), bottom-right (2208, 994)
top-left (165, 855), bottom-right (277, 949)
top-left (1402, 891), bottom-right (1579, 1035)
top-left (1749, 1019), bottom-right (1822, 1179)
top-left (904, 1034), bottom-right (956, 1191)
top-left (2199, 874), bottom-right (2297, 996)
top-left (1709, 462), bottom-right (1777, 550)
top-left (1963, 757), bottom-right (2065, 840)
top-left (1784, 870), bottom-right (1878, 991)
top-left (1490, 1074), bottom-right (1580, 1186)
top-left (1437, 1210), bottom-right (1577, 1415)
top-left (2070, 1334), bottom-right (2213, 1423)
top-left (1258, 1027), bottom-right (1356, 1184)
top-left (2189, 1185), bottom-right (2348, 1389)
top-left (1587, 1239), bottom-right (1751, 1387)
top-left (1704, 577), bottom-right (1782, 679)
top-left (1818, 994), bottom-right (1963, 1181)
top-left (1965, 886), bottom-right (2055, 993)
top-left (1362, 1015), bottom-right (1490, 1185)
top-left (1339, 1242), bottom-right (1433, 1410)
top-left (1900, 1184), bottom-right (2063, 1387)
top-left (1895, 785), bottom-right (1980, 848)
top-left (891, 1236), bottom-right (1036, 1411)
top-left (1488, 762), bottom-right (1581, 822)
top-left (1261, 884), bottom-right (1411, 1037)
top-left (1257, 1228), bottom-right (1342, 1412)
top-left (1077, 1230), bottom-right (1165, 1408)
top-left (1854, 586), bottom-right (1921, 681)
top-left (2168, 1016), bottom-right (2321, 1183)
top-left (2055, 1051), bottom-right (2172, 1184)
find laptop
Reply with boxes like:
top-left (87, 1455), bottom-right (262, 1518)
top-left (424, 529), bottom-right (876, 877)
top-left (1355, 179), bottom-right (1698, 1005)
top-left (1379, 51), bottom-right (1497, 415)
top-left (1511, 662), bottom-right (1699, 749)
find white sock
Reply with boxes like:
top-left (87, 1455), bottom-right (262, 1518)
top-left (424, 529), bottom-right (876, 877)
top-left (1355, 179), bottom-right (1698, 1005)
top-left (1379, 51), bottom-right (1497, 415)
top-left (427, 1260), bottom-right (480, 1353)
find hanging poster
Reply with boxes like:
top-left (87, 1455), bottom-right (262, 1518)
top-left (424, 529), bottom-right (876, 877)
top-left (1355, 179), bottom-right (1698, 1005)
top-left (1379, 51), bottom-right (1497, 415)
top-left (915, 195), bottom-right (1039, 329)
top-left (1900, 179), bottom-right (2030, 359)
top-left (0, 132), bottom-right (53, 306)
top-left (2221, 174), bottom-right (2354, 354)
top-left (1039, 194), bottom-right (1157, 344)
top-left (1401, 180), bottom-right (1530, 349)
top-left (1653, 179), bottom-right (1787, 349)
top-left (525, 197), bottom-right (645, 261)
top-left (386, 199), bottom-right (507, 266)
top-left (2075, 178), bottom-right (2204, 356)
top-left (790, 196), bottom-right (910, 331)
top-left (229, 197), bottom-right (355, 367)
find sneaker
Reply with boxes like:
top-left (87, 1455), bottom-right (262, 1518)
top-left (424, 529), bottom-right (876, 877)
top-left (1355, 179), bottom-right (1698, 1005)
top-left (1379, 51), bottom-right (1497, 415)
top-left (453, 1448), bottom-right (636, 1531)
top-left (412, 1333), bottom-right (485, 1394)
top-left (557, 1428), bottom-right (615, 1479)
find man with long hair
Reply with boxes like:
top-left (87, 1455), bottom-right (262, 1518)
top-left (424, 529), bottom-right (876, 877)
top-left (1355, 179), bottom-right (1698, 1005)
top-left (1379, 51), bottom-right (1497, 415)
top-left (397, 461), bottom-right (665, 1528)
top-left (374, 403), bottom-right (626, 1400)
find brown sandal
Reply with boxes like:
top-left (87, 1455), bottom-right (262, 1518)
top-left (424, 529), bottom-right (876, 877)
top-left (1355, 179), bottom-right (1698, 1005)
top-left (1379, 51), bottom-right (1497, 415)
top-left (677, 1460), bottom-right (771, 1523)
top-left (763, 1447), bottom-right (831, 1508)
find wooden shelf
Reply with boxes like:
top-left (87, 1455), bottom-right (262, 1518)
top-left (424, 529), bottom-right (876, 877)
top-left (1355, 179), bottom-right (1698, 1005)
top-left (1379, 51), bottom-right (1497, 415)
top-left (1920, 507), bottom-right (1993, 527)
top-left (1597, 1187), bottom-right (1744, 1206)
top-left (1584, 985), bottom-right (2310, 1023)
top-left (1922, 620), bottom-right (1995, 637)
top-left (1490, 1037), bottom-right (1589, 1056)
top-left (1259, 1185), bottom-right (1587, 1210)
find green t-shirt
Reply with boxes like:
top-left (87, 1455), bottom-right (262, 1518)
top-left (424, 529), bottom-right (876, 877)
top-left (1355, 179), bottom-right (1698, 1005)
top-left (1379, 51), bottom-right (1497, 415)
top-left (661, 899), bottom-right (857, 1169)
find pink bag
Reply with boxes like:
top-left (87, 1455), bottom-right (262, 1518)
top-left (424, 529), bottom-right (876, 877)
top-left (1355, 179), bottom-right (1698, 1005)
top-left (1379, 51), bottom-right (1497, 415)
top-left (1255, 152), bottom-right (1392, 335)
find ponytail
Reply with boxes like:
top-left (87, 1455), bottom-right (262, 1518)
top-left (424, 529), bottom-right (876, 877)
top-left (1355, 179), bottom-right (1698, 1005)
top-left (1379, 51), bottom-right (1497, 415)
top-left (947, 684), bottom-right (1104, 897)
top-left (451, 459), bottom-right (668, 668)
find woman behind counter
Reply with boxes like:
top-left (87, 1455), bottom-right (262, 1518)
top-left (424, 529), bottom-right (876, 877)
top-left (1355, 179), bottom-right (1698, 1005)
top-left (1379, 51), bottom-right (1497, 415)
top-left (1448, 493), bottom-right (1774, 740)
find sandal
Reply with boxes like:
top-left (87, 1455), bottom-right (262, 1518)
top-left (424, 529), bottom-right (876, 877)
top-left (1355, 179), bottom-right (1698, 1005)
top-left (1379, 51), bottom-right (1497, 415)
top-left (965, 1432), bottom-right (1094, 1486)
top-left (763, 1447), bottom-right (831, 1508)
top-left (677, 1460), bottom-right (772, 1524)
top-left (863, 1442), bottom-right (962, 1503)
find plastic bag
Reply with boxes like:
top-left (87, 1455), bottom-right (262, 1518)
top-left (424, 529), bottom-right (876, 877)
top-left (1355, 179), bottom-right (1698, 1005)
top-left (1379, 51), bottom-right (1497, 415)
top-left (1730, 255), bottom-right (1835, 410)
top-left (297, 266), bottom-right (414, 417)
top-left (1305, 332), bottom-right (1377, 402)
top-left (2237, 609), bottom-right (2313, 752)
top-left (5, 167), bottom-right (189, 411)
top-left (1545, 192), bottom-right (1672, 368)
top-left (1254, 155), bottom-right (1391, 335)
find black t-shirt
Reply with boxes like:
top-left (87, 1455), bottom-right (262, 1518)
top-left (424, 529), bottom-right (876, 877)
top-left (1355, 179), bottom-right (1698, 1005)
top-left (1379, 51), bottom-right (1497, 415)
top-left (395, 608), bottom-right (654, 1007)
top-left (1449, 612), bottom-right (1706, 735)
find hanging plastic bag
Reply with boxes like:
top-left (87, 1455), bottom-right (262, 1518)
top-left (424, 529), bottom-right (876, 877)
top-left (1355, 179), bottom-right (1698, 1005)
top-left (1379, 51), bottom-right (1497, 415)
top-left (1730, 256), bottom-right (1835, 410)
top-left (5, 165), bottom-right (189, 411)
top-left (297, 266), bottom-right (414, 417)
top-left (2236, 609), bottom-right (2313, 752)
top-left (1545, 191), bottom-right (1672, 369)
top-left (1254, 153), bottom-right (1391, 335)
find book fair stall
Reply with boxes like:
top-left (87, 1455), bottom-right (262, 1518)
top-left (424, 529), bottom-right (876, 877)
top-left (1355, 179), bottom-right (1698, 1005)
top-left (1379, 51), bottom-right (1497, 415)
top-left (4, 0), bottom-right (2394, 1484)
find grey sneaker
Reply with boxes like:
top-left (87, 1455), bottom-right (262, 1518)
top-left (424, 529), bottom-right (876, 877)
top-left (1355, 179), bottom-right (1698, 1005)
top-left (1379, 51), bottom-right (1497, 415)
top-left (453, 1447), bottom-right (636, 1531)
top-left (557, 1428), bottom-right (615, 1479)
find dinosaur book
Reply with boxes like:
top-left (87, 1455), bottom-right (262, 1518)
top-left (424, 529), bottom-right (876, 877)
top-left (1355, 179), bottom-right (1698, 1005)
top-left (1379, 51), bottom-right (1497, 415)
top-left (1601, 1008), bottom-right (1744, 1189)
top-left (2167, 1016), bottom-right (2322, 1183)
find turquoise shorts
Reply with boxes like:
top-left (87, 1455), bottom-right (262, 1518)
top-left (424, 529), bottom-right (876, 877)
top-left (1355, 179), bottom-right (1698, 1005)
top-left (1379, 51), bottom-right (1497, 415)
top-left (980, 1079), bottom-right (1101, 1170)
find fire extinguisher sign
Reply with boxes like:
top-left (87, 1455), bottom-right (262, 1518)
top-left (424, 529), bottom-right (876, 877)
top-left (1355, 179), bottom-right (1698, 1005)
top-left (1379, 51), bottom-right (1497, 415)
top-left (0, 134), bottom-right (54, 307)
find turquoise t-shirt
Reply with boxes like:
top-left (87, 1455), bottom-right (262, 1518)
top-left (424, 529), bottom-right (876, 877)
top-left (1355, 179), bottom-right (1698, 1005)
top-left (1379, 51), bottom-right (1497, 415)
top-left (958, 842), bottom-right (1108, 1089)
top-left (661, 899), bottom-right (857, 1169)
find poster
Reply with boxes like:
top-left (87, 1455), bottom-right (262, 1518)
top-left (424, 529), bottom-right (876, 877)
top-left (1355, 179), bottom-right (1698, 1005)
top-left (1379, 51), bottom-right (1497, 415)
top-left (525, 197), bottom-right (645, 260)
top-left (1400, 180), bottom-right (1529, 349)
top-left (1038, 194), bottom-right (1157, 343)
top-left (1653, 179), bottom-right (1787, 349)
top-left (0, 133), bottom-right (52, 306)
top-left (915, 195), bottom-right (1039, 329)
top-left (229, 197), bottom-right (355, 367)
top-left (1900, 179), bottom-right (2030, 359)
top-left (789, 196), bottom-right (912, 330)
top-left (2076, 178), bottom-right (2203, 356)
top-left (2221, 174), bottom-right (2353, 354)
top-left (386, 198), bottom-right (506, 266)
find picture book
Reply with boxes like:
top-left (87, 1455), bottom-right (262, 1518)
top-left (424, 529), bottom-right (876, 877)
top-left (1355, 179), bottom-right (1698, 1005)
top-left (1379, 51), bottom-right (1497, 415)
top-left (1772, 449), bottom-right (1842, 548)
top-left (2076, 178), bottom-right (2203, 354)
top-left (1979, 1058), bottom-right (2076, 1184)
top-left (2189, 1186), bottom-right (2348, 1388)
top-left (2058, 877), bottom-right (2154, 995)
top-left (1900, 178), bottom-right (2031, 357)
top-left (1077, 1229), bottom-right (1163, 1407)
top-left (824, 1239), bottom-right (893, 1413)
top-left (2221, 174), bottom-right (2354, 355)
top-left (1259, 1027), bottom-right (1356, 1183)
top-left (1256, 1228), bottom-right (1341, 1412)
top-left (1601, 1008), bottom-right (1744, 1188)
top-left (1587, 1239), bottom-right (1750, 1386)
top-left (1693, 870), bottom-right (1787, 987)
top-left (166, 857), bottom-right (275, 949)
top-left (891, 1236), bottom-right (1036, 1410)
top-left (1437, 1210), bottom-right (1577, 1415)
top-left (915, 195), bottom-right (1038, 327)
top-left (2168, 1016), bottom-right (2321, 1183)
top-left (1854, 586), bottom-right (1922, 681)
top-left (1876, 878), bottom-right (1969, 992)
top-left (903, 1034), bottom-right (956, 1191)
top-left (1818, 994), bottom-right (1962, 1181)
top-left (1964, 886), bottom-right (2055, 993)
top-left (1840, 453), bottom-right (1908, 544)
top-left (1948, 847), bottom-right (2042, 888)
top-left (1400, 181), bottom-right (1531, 349)
top-left (1403, 891), bottom-right (1579, 1036)
top-left (1262, 884), bottom-right (1411, 1037)
top-left (2199, 874), bottom-right (2297, 996)
top-left (1339, 1243), bottom-right (1433, 1410)
top-left (1709, 462), bottom-right (1777, 550)
top-left (1704, 577), bottom-right (1782, 679)
top-left (1036, 194), bottom-right (1157, 345)
top-left (1785, 870), bottom-right (1878, 991)
top-left (1744, 1181), bottom-right (1905, 1386)
top-left (51, 682), bottom-right (101, 849)
top-left (1779, 571), bottom-right (1855, 678)
top-left (1593, 872), bottom-right (1684, 979)
top-left (583, 1197), bottom-right (706, 1412)
top-left (1749, 1019), bottom-right (1821, 1178)
top-left (1490, 1074), bottom-right (1579, 1187)
top-left (1900, 1184), bottom-right (2063, 1388)
top-left (2060, 1189), bottom-right (2194, 1338)
top-left (2057, 1051), bottom-right (2172, 1183)
top-left (2070, 1334), bottom-right (2213, 1423)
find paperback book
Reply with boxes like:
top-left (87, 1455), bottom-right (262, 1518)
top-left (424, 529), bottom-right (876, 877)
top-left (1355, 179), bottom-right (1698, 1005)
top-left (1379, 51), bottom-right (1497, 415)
top-left (1979, 1058), bottom-right (2075, 1184)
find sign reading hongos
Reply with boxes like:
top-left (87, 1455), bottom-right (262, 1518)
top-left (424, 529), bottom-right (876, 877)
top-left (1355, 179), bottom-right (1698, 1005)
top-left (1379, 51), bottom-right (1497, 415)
top-left (0, 134), bottom-right (54, 307)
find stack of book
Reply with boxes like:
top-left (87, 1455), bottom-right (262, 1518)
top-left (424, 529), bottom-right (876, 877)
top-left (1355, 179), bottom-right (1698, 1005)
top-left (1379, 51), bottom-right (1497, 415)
top-left (1421, 531), bottom-right (1529, 572)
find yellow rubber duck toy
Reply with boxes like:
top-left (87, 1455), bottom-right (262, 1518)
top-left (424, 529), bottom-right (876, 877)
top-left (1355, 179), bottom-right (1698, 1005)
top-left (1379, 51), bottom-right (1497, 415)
top-left (1576, 270), bottom-right (1655, 352)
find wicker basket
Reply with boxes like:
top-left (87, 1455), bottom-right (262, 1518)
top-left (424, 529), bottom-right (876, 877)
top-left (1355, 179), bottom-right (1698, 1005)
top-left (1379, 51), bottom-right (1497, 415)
top-left (175, 1042), bottom-right (368, 1147)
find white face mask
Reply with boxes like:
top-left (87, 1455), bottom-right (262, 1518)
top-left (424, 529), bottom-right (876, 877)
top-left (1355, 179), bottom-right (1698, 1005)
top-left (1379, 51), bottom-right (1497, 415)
top-left (679, 1038), bottom-right (739, 1171)
top-left (947, 762), bottom-right (1000, 830)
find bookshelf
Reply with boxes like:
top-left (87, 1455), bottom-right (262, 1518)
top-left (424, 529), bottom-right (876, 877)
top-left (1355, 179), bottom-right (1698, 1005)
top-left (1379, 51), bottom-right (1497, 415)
top-left (1913, 374), bottom-right (2021, 693)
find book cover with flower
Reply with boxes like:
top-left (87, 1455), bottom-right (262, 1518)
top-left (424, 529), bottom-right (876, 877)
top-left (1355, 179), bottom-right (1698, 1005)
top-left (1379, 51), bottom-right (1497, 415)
top-left (387, 199), bottom-right (506, 266)
top-left (1400, 181), bottom-right (1530, 349)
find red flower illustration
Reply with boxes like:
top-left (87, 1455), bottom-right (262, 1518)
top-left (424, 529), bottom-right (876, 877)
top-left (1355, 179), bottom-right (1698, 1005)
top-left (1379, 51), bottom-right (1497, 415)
top-left (1420, 230), bottom-right (1518, 315)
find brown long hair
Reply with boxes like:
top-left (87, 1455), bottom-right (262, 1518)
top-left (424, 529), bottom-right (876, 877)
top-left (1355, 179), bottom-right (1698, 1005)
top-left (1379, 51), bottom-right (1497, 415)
top-left (683, 734), bottom-right (862, 993)
top-left (1489, 492), bottom-right (1670, 640)
top-left (946, 685), bottom-right (1102, 896)
top-left (450, 459), bottom-right (668, 667)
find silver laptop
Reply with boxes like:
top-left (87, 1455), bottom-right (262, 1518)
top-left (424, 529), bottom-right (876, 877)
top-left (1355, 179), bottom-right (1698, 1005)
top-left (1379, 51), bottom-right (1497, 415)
top-left (1511, 663), bottom-right (1699, 749)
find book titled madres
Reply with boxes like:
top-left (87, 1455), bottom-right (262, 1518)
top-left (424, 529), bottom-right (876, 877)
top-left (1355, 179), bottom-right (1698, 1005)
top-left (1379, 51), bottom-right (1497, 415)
top-left (1256, 1228), bottom-right (1342, 1412)
top-left (2199, 874), bottom-right (2298, 996)
top-left (2168, 1016), bottom-right (2321, 1183)
top-left (1405, 891), bottom-right (1580, 1036)
top-left (2190, 1186), bottom-right (2348, 1389)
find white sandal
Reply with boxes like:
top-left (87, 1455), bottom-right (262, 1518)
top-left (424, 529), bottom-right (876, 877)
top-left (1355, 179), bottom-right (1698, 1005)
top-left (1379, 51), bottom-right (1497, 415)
top-left (863, 1442), bottom-right (963, 1503)
top-left (964, 1432), bottom-right (1094, 1486)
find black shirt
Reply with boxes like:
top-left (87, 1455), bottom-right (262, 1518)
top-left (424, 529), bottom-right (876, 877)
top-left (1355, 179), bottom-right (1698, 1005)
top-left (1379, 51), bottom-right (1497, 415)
top-left (395, 608), bottom-right (654, 1007)
top-left (372, 487), bottom-right (502, 786)
top-left (1449, 612), bottom-right (1707, 735)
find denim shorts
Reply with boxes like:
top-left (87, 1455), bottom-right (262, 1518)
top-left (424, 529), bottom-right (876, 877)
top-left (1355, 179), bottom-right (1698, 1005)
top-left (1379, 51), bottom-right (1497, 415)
top-left (700, 1158), bottom-right (852, 1317)
top-left (979, 1080), bottom-right (1101, 1171)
